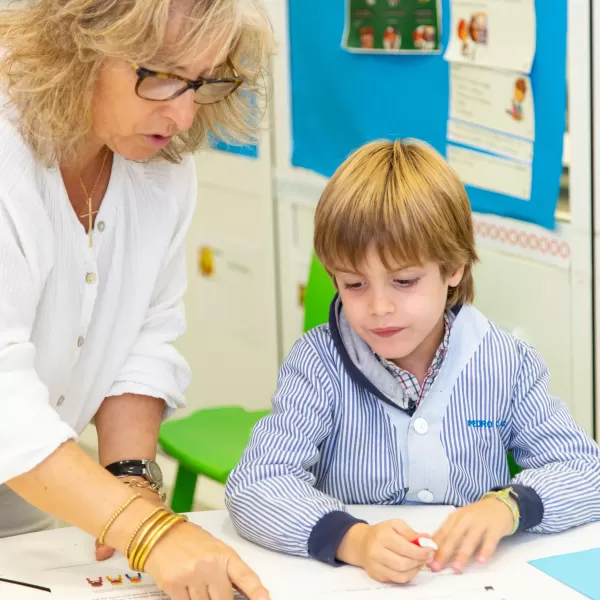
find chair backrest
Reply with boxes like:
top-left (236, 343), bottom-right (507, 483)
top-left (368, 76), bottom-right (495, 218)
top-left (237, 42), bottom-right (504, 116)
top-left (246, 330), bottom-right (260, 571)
top-left (303, 253), bottom-right (335, 333)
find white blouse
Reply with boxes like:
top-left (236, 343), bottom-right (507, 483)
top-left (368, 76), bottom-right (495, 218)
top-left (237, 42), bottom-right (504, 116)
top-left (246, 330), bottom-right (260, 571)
top-left (0, 105), bottom-right (195, 486)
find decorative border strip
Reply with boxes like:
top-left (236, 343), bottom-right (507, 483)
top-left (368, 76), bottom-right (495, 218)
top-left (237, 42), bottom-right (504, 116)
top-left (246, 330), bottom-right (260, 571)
top-left (472, 214), bottom-right (571, 268)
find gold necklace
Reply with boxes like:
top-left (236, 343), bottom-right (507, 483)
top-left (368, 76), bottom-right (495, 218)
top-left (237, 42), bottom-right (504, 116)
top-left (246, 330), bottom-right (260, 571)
top-left (78, 147), bottom-right (110, 248)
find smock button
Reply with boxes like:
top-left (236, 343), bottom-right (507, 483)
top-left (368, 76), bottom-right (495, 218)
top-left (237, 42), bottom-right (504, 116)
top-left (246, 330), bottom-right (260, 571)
top-left (418, 489), bottom-right (434, 503)
top-left (413, 418), bottom-right (429, 435)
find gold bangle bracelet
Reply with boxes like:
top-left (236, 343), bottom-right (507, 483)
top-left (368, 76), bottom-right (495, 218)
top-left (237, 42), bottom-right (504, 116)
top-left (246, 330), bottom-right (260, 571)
top-left (128, 509), bottom-right (172, 567)
top-left (98, 494), bottom-right (142, 546)
top-left (136, 514), bottom-right (188, 572)
top-left (125, 506), bottom-right (165, 558)
top-left (133, 513), bottom-right (181, 571)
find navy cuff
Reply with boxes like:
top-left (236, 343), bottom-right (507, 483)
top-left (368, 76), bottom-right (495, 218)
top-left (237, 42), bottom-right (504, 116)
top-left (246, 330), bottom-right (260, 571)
top-left (492, 484), bottom-right (544, 532)
top-left (307, 511), bottom-right (366, 566)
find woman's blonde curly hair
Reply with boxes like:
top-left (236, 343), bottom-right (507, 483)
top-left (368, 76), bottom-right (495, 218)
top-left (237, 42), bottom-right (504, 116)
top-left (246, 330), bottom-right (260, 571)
top-left (0, 0), bottom-right (275, 166)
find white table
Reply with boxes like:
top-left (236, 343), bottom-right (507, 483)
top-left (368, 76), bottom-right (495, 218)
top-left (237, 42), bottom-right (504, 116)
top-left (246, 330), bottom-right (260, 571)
top-left (0, 506), bottom-right (598, 599)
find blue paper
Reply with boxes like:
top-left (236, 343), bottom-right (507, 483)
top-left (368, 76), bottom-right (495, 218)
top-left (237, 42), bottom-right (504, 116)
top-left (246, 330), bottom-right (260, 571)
top-left (210, 137), bottom-right (258, 159)
top-left (529, 548), bottom-right (600, 599)
top-left (288, 1), bottom-right (567, 230)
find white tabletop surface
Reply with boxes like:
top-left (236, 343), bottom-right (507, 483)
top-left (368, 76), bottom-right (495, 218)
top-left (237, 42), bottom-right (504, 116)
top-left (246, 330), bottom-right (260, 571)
top-left (0, 506), bottom-right (598, 599)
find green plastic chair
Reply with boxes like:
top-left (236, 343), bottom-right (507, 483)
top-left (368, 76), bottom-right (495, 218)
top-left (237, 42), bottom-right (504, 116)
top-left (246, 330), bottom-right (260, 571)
top-left (302, 253), bottom-right (523, 479)
top-left (159, 407), bottom-right (269, 513)
top-left (304, 254), bottom-right (336, 332)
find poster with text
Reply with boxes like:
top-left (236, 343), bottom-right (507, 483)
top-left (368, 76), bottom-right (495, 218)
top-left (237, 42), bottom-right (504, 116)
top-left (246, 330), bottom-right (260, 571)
top-left (343, 0), bottom-right (442, 54)
top-left (444, 0), bottom-right (535, 73)
top-left (449, 64), bottom-right (535, 141)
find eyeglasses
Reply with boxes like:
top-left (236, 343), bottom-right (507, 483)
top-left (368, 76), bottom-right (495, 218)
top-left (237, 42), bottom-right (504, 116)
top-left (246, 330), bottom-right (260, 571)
top-left (131, 60), bottom-right (243, 105)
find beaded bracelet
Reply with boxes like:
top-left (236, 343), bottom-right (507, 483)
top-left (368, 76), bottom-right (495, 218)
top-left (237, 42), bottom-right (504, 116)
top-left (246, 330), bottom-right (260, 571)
top-left (98, 494), bottom-right (142, 546)
top-left (481, 487), bottom-right (520, 535)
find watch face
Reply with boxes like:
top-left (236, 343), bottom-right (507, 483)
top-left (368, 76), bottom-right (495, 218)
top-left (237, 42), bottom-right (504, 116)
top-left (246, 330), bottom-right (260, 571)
top-left (147, 460), bottom-right (163, 486)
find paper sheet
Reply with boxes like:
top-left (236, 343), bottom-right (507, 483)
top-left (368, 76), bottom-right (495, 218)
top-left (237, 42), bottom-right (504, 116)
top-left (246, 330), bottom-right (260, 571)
top-left (529, 548), bottom-right (600, 600)
top-left (449, 64), bottom-right (535, 142)
top-left (447, 120), bottom-right (533, 163)
top-left (311, 586), bottom-right (504, 600)
top-left (444, 0), bottom-right (536, 73)
top-left (4, 563), bottom-right (249, 600)
top-left (1, 507), bottom-right (490, 600)
top-left (447, 145), bottom-right (532, 201)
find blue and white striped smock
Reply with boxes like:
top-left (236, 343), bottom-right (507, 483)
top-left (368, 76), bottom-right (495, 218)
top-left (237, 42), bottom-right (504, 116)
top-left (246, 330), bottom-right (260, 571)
top-left (225, 304), bottom-right (600, 563)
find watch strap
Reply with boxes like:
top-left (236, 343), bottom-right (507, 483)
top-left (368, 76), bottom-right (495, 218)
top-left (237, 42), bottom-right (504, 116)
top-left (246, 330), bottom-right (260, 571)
top-left (106, 460), bottom-right (147, 478)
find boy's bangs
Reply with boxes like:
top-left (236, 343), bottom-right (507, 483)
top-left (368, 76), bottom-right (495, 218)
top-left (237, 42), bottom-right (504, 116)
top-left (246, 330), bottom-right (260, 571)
top-left (319, 187), bottom-right (437, 275)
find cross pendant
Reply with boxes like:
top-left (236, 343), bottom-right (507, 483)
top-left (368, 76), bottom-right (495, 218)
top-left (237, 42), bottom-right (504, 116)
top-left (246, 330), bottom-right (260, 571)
top-left (80, 200), bottom-right (99, 248)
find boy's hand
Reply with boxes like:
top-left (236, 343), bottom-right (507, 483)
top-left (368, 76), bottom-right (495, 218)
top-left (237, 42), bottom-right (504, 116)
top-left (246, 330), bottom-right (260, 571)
top-left (431, 497), bottom-right (515, 573)
top-left (336, 520), bottom-right (435, 584)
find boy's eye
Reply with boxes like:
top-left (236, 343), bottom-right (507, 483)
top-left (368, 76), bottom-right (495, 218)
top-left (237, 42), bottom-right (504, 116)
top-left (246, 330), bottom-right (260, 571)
top-left (343, 281), bottom-right (365, 290)
top-left (394, 278), bottom-right (420, 288)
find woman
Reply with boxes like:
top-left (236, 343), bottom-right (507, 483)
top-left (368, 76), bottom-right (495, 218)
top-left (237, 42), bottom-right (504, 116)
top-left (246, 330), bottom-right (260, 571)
top-left (0, 0), bottom-right (274, 598)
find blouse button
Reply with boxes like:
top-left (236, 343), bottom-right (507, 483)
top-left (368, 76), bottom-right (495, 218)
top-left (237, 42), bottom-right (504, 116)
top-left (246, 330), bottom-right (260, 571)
top-left (56, 396), bottom-right (65, 407)
top-left (77, 336), bottom-right (85, 348)
top-left (85, 272), bottom-right (97, 284)
top-left (97, 221), bottom-right (105, 232)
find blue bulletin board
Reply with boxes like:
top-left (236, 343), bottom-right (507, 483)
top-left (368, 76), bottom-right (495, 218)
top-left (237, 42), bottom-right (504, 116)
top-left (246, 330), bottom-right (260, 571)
top-left (288, 1), bottom-right (566, 230)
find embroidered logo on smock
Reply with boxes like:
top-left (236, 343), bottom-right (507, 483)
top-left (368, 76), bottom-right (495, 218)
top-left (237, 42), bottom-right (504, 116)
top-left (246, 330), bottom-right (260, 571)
top-left (467, 419), bottom-right (507, 428)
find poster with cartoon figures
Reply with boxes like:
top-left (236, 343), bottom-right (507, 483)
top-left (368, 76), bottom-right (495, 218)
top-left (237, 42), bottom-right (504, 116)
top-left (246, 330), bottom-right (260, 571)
top-left (449, 64), bottom-right (535, 144)
top-left (444, 0), bottom-right (536, 74)
top-left (343, 0), bottom-right (442, 54)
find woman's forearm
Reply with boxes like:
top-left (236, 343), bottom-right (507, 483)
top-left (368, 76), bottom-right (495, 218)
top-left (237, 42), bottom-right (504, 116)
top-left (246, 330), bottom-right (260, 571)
top-left (95, 393), bottom-right (165, 467)
top-left (7, 441), bottom-right (156, 553)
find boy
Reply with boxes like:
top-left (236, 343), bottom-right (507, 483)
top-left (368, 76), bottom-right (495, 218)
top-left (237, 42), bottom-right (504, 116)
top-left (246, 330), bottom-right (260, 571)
top-left (225, 140), bottom-right (600, 584)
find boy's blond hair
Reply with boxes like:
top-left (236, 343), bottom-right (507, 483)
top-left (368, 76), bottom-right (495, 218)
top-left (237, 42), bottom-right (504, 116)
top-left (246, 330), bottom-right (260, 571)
top-left (314, 139), bottom-right (478, 308)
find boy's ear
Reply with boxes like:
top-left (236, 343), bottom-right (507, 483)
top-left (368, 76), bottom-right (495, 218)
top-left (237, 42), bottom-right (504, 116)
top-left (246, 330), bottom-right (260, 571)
top-left (447, 265), bottom-right (465, 288)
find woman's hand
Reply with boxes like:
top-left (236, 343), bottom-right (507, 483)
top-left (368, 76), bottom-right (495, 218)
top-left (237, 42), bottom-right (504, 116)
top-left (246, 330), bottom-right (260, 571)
top-left (10, 442), bottom-right (268, 598)
top-left (336, 520), bottom-right (434, 584)
top-left (96, 478), bottom-right (162, 561)
top-left (145, 520), bottom-right (269, 600)
top-left (431, 497), bottom-right (515, 573)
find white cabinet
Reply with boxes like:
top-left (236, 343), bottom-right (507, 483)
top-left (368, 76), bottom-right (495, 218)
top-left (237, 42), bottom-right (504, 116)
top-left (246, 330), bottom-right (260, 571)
top-left (176, 133), bottom-right (279, 415)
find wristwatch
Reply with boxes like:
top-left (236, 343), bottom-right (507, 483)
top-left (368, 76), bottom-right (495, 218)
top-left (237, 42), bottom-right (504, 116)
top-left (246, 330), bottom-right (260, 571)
top-left (105, 460), bottom-right (164, 489)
